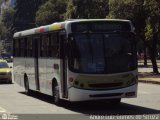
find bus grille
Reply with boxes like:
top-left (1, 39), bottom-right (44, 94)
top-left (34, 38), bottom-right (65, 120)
top-left (89, 82), bottom-right (123, 88)
top-left (90, 93), bottom-right (123, 98)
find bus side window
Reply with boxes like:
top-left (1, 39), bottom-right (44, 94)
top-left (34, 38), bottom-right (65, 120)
top-left (50, 32), bottom-right (59, 58)
top-left (20, 38), bottom-right (25, 57)
top-left (14, 39), bottom-right (20, 57)
top-left (24, 38), bottom-right (27, 57)
top-left (46, 34), bottom-right (50, 57)
top-left (40, 35), bottom-right (47, 57)
top-left (27, 37), bottom-right (33, 57)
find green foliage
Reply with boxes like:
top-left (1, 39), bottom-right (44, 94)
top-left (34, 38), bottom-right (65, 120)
top-left (0, 4), bottom-right (15, 53)
top-left (144, 0), bottom-right (160, 16)
top-left (2, 7), bottom-right (15, 32)
top-left (108, 0), bottom-right (135, 19)
top-left (108, 0), bottom-right (160, 73)
top-left (14, 0), bottom-right (45, 31)
top-left (108, 0), bottom-right (159, 42)
top-left (65, 0), bottom-right (109, 19)
top-left (145, 19), bottom-right (153, 41)
top-left (0, 22), bottom-right (7, 37)
top-left (0, 0), bottom-right (2, 6)
top-left (144, 0), bottom-right (160, 51)
top-left (36, 0), bottom-right (67, 26)
top-left (144, 0), bottom-right (160, 33)
top-left (108, 0), bottom-right (146, 34)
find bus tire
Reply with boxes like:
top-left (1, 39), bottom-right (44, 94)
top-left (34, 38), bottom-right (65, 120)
top-left (24, 75), bottom-right (31, 95)
top-left (52, 81), bottom-right (61, 105)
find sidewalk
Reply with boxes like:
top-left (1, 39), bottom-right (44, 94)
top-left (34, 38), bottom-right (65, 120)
top-left (138, 68), bottom-right (160, 85)
top-left (139, 77), bottom-right (160, 84)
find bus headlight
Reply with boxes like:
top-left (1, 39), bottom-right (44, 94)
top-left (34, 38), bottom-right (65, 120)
top-left (130, 77), bottom-right (137, 85)
top-left (126, 77), bottom-right (137, 86)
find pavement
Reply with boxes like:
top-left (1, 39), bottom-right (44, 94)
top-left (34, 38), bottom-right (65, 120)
top-left (138, 66), bottom-right (160, 85)
top-left (138, 77), bottom-right (160, 84)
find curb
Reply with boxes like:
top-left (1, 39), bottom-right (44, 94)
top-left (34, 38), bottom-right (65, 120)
top-left (139, 80), bottom-right (160, 85)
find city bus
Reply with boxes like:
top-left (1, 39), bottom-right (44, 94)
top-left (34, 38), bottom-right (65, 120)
top-left (13, 19), bottom-right (138, 105)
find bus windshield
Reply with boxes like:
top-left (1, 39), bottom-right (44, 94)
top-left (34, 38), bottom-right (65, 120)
top-left (69, 32), bottom-right (137, 74)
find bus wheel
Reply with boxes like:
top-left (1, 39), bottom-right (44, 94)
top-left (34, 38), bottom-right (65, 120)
top-left (24, 76), bottom-right (31, 95)
top-left (53, 82), bottom-right (61, 105)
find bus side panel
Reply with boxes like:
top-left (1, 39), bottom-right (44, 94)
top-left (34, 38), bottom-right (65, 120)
top-left (25, 58), bottom-right (37, 90)
top-left (45, 59), bottom-right (62, 96)
top-left (13, 57), bottom-right (26, 87)
top-left (45, 58), bottom-right (54, 95)
top-left (38, 58), bottom-right (47, 93)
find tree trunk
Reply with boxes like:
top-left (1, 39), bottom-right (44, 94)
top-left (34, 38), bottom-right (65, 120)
top-left (143, 46), bottom-right (147, 66)
top-left (149, 33), bottom-right (159, 74)
top-left (150, 51), bottom-right (159, 73)
top-left (140, 33), bottom-right (159, 74)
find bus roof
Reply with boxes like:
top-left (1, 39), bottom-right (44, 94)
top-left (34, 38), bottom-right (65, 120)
top-left (13, 19), bottom-right (132, 38)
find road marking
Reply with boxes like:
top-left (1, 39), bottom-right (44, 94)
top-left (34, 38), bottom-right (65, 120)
top-left (0, 107), bottom-right (6, 112)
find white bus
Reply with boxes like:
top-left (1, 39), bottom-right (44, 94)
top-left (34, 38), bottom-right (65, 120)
top-left (13, 19), bottom-right (138, 105)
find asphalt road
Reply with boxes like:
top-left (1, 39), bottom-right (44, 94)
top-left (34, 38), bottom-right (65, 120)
top-left (0, 83), bottom-right (160, 118)
top-left (0, 63), bottom-right (159, 120)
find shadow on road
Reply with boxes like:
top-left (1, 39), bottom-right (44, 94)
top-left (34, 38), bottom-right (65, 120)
top-left (19, 91), bottom-right (160, 115)
top-left (0, 82), bottom-right (14, 85)
top-left (63, 101), bottom-right (160, 115)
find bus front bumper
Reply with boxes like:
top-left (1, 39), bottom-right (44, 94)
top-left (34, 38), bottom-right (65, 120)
top-left (68, 84), bottom-right (137, 102)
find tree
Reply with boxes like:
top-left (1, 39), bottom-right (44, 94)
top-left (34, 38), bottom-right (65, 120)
top-left (108, 0), bottom-right (148, 66)
top-left (0, 3), bottom-right (15, 53)
top-left (0, 22), bottom-right (7, 36)
top-left (65, 0), bottom-right (109, 19)
top-left (2, 7), bottom-right (15, 33)
top-left (13, 0), bottom-right (45, 31)
top-left (0, 0), bottom-right (2, 4)
top-left (108, 0), bottom-right (159, 74)
top-left (143, 0), bottom-right (160, 73)
top-left (36, 0), bottom-right (67, 26)
top-left (0, 0), bottom-right (45, 52)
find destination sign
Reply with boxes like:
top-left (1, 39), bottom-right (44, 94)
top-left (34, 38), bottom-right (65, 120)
top-left (71, 21), bottom-right (131, 32)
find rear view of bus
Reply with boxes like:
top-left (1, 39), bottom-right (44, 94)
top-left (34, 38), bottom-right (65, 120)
top-left (66, 19), bottom-right (137, 103)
